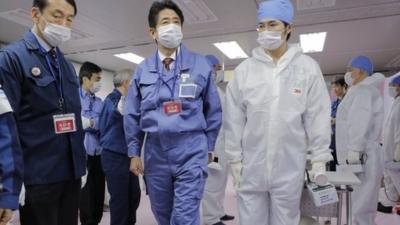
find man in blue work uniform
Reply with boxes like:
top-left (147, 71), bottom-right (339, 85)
top-left (78, 61), bottom-right (105, 225)
top-left (124, 1), bottom-right (222, 225)
top-left (0, 0), bottom-right (86, 224)
top-left (0, 86), bottom-right (23, 225)
top-left (329, 77), bottom-right (347, 171)
top-left (99, 69), bottom-right (141, 225)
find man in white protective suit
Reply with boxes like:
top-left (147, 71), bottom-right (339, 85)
top-left (201, 55), bottom-right (235, 225)
top-left (224, 0), bottom-right (333, 224)
top-left (336, 55), bottom-right (384, 225)
top-left (379, 74), bottom-right (400, 212)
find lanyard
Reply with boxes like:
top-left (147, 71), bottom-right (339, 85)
top-left (32, 34), bottom-right (65, 109)
top-left (156, 49), bottom-right (181, 100)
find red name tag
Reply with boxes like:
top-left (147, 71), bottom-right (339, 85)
top-left (163, 101), bottom-right (182, 115)
top-left (53, 113), bottom-right (77, 134)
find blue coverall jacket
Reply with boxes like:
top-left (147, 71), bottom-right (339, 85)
top-left (0, 31), bottom-right (86, 185)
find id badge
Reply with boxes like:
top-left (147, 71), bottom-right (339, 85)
top-left (163, 101), bottom-right (182, 115)
top-left (53, 113), bottom-right (77, 134)
top-left (179, 83), bottom-right (197, 98)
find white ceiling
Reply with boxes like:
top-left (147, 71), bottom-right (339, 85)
top-left (0, 0), bottom-right (400, 75)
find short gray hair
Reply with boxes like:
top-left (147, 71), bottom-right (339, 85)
top-left (113, 69), bottom-right (133, 87)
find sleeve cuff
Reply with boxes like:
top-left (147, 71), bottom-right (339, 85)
top-left (206, 136), bottom-right (217, 152)
top-left (128, 146), bottom-right (140, 158)
top-left (0, 193), bottom-right (19, 210)
top-left (309, 149), bottom-right (333, 163)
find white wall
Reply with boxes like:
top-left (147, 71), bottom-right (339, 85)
top-left (71, 62), bottom-right (115, 100)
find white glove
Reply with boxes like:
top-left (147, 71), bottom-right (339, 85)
top-left (81, 170), bottom-right (88, 188)
top-left (208, 162), bottom-right (223, 171)
top-left (81, 116), bottom-right (92, 129)
top-left (19, 184), bottom-right (26, 206)
top-left (117, 97), bottom-right (125, 115)
top-left (310, 161), bottom-right (328, 186)
top-left (230, 161), bottom-right (243, 189)
top-left (347, 151), bottom-right (362, 164)
top-left (394, 144), bottom-right (400, 162)
top-left (0, 88), bottom-right (12, 114)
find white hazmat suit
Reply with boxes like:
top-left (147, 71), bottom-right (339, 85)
top-left (336, 73), bottom-right (384, 225)
top-left (383, 94), bottom-right (400, 204)
top-left (202, 83), bottom-right (230, 225)
top-left (225, 44), bottom-right (332, 225)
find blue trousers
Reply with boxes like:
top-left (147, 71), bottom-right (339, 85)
top-left (144, 132), bottom-right (208, 225)
top-left (102, 150), bottom-right (141, 225)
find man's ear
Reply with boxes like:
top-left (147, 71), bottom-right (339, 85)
top-left (31, 7), bottom-right (41, 24)
top-left (148, 27), bottom-right (157, 40)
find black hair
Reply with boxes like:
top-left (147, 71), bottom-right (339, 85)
top-left (148, 0), bottom-right (184, 28)
top-left (332, 77), bottom-right (347, 88)
top-left (79, 61), bottom-right (102, 85)
top-left (283, 22), bottom-right (291, 41)
top-left (33, 0), bottom-right (77, 16)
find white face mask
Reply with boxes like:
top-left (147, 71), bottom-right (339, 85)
top-left (156, 24), bottom-right (183, 49)
top-left (389, 86), bottom-right (398, 98)
top-left (344, 72), bottom-right (353, 86)
top-left (215, 71), bottom-right (224, 83)
top-left (42, 20), bottom-right (71, 47)
top-left (257, 30), bottom-right (283, 50)
top-left (90, 81), bottom-right (102, 94)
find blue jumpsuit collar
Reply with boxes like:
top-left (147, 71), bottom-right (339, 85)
top-left (146, 44), bottom-right (194, 73)
top-left (112, 88), bottom-right (122, 98)
top-left (80, 87), bottom-right (89, 98)
top-left (22, 31), bottom-right (41, 51)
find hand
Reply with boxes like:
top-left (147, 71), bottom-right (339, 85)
top-left (347, 151), bottom-right (361, 164)
top-left (231, 161), bottom-right (243, 189)
top-left (310, 161), bottom-right (328, 186)
top-left (208, 153), bottom-right (213, 164)
top-left (130, 157), bottom-right (144, 176)
top-left (394, 144), bottom-right (400, 162)
top-left (0, 208), bottom-right (13, 225)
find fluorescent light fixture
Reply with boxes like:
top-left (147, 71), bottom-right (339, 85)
top-left (213, 41), bottom-right (248, 59)
top-left (114, 53), bottom-right (144, 64)
top-left (300, 32), bottom-right (327, 53)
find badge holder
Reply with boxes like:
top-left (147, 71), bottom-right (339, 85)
top-left (178, 74), bottom-right (197, 99)
top-left (53, 113), bottom-right (77, 134)
top-left (179, 84), bottom-right (197, 98)
top-left (163, 100), bottom-right (182, 115)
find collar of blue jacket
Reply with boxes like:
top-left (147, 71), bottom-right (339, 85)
top-left (145, 44), bottom-right (195, 73)
top-left (23, 31), bottom-right (49, 53)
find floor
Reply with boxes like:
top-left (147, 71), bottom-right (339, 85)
top-left (8, 176), bottom-right (400, 225)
